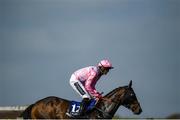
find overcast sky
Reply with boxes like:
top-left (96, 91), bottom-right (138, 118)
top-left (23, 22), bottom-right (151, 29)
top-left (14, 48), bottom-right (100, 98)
top-left (0, 0), bottom-right (180, 118)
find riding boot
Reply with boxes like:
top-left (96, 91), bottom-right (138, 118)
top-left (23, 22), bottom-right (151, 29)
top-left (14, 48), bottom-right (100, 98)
top-left (79, 98), bottom-right (90, 116)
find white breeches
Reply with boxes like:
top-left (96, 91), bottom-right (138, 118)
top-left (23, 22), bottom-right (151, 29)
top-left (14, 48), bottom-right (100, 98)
top-left (69, 74), bottom-right (91, 99)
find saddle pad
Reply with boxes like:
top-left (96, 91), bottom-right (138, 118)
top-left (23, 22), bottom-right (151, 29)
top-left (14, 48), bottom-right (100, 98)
top-left (87, 99), bottom-right (96, 111)
top-left (69, 99), bottom-right (96, 115)
top-left (69, 101), bottom-right (81, 115)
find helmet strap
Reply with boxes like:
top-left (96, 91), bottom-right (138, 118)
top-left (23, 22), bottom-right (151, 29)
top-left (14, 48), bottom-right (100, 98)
top-left (100, 62), bottom-right (105, 68)
top-left (99, 66), bottom-right (106, 75)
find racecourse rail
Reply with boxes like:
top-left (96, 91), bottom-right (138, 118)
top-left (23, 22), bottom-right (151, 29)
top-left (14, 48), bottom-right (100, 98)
top-left (0, 106), bottom-right (28, 119)
top-left (0, 106), bottom-right (28, 111)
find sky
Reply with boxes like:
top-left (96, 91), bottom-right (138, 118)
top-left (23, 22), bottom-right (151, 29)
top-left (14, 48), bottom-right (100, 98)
top-left (0, 0), bottom-right (180, 118)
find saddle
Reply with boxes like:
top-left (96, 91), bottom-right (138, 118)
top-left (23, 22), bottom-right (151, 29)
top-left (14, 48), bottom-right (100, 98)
top-left (66, 99), bottom-right (97, 117)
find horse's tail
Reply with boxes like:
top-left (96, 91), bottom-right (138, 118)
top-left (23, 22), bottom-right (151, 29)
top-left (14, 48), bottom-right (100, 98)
top-left (19, 104), bottom-right (34, 119)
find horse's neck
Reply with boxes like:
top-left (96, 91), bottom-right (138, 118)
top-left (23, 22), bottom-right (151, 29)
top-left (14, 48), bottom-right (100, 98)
top-left (99, 88), bottom-right (125, 117)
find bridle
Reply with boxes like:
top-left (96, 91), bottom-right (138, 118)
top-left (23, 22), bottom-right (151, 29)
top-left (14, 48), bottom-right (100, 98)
top-left (94, 88), bottom-right (132, 118)
top-left (93, 92), bottom-right (125, 118)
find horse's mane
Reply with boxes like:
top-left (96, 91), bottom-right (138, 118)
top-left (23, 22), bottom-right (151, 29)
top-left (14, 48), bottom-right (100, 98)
top-left (103, 85), bottom-right (128, 97)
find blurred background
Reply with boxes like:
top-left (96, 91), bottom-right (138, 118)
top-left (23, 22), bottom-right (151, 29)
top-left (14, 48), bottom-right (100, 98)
top-left (0, 0), bottom-right (179, 118)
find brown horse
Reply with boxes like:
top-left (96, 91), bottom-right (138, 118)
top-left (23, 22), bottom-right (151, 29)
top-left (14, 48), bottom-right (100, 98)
top-left (21, 80), bottom-right (142, 119)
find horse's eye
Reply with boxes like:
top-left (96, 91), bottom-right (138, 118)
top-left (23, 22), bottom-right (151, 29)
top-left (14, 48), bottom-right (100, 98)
top-left (130, 93), bottom-right (134, 96)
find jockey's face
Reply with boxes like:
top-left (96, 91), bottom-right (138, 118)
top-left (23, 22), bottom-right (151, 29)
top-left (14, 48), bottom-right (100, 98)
top-left (100, 67), bottom-right (110, 75)
top-left (103, 68), bottom-right (109, 75)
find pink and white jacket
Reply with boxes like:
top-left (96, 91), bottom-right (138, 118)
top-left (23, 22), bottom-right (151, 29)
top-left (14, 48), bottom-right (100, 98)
top-left (73, 66), bottom-right (102, 98)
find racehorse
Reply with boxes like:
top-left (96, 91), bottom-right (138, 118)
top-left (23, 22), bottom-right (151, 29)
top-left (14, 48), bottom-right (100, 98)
top-left (21, 80), bottom-right (142, 119)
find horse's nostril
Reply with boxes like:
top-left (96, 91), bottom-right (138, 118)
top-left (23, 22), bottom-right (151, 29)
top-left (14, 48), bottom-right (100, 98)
top-left (140, 108), bottom-right (142, 113)
top-left (137, 108), bottom-right (142, 114)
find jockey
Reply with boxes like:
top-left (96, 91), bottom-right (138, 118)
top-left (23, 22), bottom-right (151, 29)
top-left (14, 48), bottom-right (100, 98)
top-left (69, 59), bottom-right (113, 116)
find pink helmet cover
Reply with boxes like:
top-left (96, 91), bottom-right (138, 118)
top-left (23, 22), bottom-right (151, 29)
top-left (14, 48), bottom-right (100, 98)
top-left (98, 59), bottom-right (113, 68)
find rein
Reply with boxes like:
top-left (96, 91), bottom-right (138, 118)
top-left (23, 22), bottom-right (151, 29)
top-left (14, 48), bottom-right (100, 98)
top-left (101, 97), bottom-right (113, 103)
top-left (94, 106), bottom-right (113, 118)
top-left (93, 97), bottom-right (118, 118)
top-left (93, 90), bottom-right (125, 118)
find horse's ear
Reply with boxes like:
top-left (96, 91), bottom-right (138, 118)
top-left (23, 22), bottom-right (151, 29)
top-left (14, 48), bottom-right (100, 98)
top-left (128, 80), bottom-right (132, 88)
